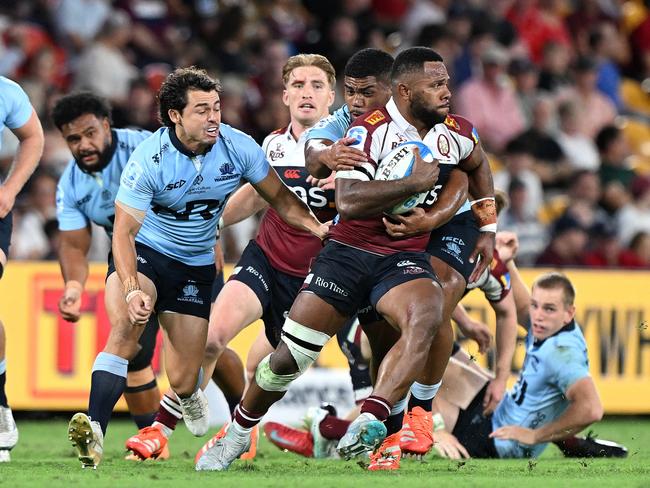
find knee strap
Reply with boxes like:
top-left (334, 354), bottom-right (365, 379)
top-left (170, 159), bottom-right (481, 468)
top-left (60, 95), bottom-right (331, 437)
top-left (255, 319), bottom-right (331, 392)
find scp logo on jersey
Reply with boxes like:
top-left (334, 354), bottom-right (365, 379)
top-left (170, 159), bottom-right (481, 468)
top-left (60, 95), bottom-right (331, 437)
top-left (122, 161), bottom-right (143, 189)
top-left (165, 179), bottom-right (186, 191)
top-left (346, 126), bottom-right (367, 149)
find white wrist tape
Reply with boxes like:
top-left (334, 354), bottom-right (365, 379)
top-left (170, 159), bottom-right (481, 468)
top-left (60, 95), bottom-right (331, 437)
top-left (125, 290), bottom-right (145, 304)
top-left (479, 223), bottom-right (497, 233)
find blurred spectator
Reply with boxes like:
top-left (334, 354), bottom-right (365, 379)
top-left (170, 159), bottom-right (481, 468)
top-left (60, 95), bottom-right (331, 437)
top-left (515, 95), bottom-right (572, 188)
top-left (113, 78), bottom-right (159, 132)
top-left (562, 56), bottom-right (617, 138)
top-left (54, 0), bottom-right (111, 52)
top-left (509, 57), bottom-right (539, 125)
top-left (494, 137), bottom-right (543, 218)
top-left (537, 41), bottom-right (572, 93)
top-left (556, 100), bottom-right (600, 171)
top-left (588, 22), bottom-right (628, 110)
top-left (400, 0), bottom-right (447, 47)
top-left (596, 125), bottom-right (635, 187)
top-left (453, 20), bottom-right (497, 89)
top-left (456, 43), bottom-right (525, 152)
top-left (625, 231), bottom-right (650, 268)
top-left (617, 176), bottom-right (650, 246)
top-left (583, 220), bottom-right (644, 268)
top-left (74, 10), bottom-right (138, 108)
top-left (535, 214), bottom-right (588, 267)
top-left (498, 178), bottom-right (548, 266)
top-left (10, 169), bottom-right (57, 260)
top-left (19, 47), bottom-right (59, 119)
top-left (506, 0), bottom-right (571, 64)
top-left (565, 0), bottom-right (613, 53)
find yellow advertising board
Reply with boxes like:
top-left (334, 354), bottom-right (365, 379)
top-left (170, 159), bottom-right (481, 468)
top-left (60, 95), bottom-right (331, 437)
top-left (0, 263), bottom-right (647, 413)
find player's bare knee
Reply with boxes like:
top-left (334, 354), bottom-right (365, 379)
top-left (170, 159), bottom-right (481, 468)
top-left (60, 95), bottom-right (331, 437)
top-left (204, 336), bottom-right (226, 362)
top-left (269, 343), bottom-right (299, 375)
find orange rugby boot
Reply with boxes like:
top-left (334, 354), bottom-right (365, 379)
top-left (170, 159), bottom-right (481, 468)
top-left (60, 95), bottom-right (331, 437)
top-left (400, 407), bottom-right (433, 456)
top-left (368, 432), bottom-right (402, 471)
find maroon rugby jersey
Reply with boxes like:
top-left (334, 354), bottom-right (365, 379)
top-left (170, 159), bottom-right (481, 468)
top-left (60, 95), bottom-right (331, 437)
top-left (329, 98), bottom-right (479, 255)
top-left (255, 125), bottom-right (337, 276)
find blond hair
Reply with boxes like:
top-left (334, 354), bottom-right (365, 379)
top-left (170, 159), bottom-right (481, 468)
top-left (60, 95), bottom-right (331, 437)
top-left (282, 54), bottom-right (336, 89)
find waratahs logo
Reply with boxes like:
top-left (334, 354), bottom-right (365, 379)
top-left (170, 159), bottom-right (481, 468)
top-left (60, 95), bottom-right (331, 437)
top-left (220, 162), bottom-right (235, 175)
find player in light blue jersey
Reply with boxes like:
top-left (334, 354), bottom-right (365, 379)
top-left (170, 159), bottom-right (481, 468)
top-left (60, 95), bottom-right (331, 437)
top-left (0, 77), bottom-right (44, 462)
top-left (52, 92), bottom-right (170, 453)
top-left (67, 67), bottom-right (327, 469)
top-left (429, 235), bottom-right (619, 460)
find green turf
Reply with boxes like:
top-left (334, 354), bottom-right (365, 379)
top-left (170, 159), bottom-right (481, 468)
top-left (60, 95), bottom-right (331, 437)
top-left (2, 417), bottom-right (649, 487)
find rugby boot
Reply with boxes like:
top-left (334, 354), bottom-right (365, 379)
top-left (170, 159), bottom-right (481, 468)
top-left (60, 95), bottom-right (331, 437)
top-left (555, 432), bottom-right (628, 458)
top-left (264, 422), bottom-right (314, 457)
top-left (195, 422), bottom-right (251, 471)
top-left (125, 424), bottom-right (169, 460)
top-left (68, 413), bottom-right (103, 469)
top-left (0, 406), bottom-right (18, 462)
top-left (195, 423), bottom-right (258, 464)
top-left (178, 389), bottom-right (209, 436)
top-left (305, 405), bottom-right (338, 459)
top-left (336, 412), bottom-right (387, 460)
top-left (368, 432), bottom-right (402, 471)
top-left (400, 407), bottom-right (434, 456)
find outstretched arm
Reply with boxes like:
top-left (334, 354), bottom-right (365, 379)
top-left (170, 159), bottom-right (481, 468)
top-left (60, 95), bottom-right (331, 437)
top-left (220, 183), bottom-right (268, 228)
top-left (305, 137), bottom-right (368, 179)
top-left (252, 168), bottom-right (327, 239)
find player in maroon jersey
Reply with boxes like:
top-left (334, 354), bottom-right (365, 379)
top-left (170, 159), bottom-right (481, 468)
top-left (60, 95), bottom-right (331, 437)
top-left (195, 47), bottom-right (496, 472)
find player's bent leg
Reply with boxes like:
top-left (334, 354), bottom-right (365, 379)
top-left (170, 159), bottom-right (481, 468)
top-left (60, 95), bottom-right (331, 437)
top-left (245, 329), bottom-right (275, 386)
top-left (372, 278), bottom-right (443, 404)
top-left (196, 293), bottom-right (346, 471)
top-left (159, 311), bottom-right (209, 437)
top-left (201, 280), bottom-right (263, 389)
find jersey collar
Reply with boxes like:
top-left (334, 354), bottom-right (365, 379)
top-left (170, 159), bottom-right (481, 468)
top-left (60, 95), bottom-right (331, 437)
top-left (168, 126), bottom-right (213, 157)
top-left (385, 98), bottom-right (420, 140)
top-left (532, 319), bottom-right (576, 347)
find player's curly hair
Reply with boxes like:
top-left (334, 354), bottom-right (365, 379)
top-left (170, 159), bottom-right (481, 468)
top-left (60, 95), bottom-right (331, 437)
top-left (158, 67), bottom-right (221, 128)
top-left (391, 47), bottom-right (444, 83)
top-left (344, 48), bottom-right (394, 84)
top-left (51, 92), bottom-right (112, 130)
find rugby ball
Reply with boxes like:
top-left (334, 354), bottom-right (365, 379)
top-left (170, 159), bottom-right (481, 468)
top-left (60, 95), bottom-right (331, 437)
top-left (375, 141), bottom-right (434, 215)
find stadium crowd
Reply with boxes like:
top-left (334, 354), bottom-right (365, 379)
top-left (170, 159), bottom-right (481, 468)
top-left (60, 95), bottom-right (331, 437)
top-left (1, 0), bottom-right (650, 266)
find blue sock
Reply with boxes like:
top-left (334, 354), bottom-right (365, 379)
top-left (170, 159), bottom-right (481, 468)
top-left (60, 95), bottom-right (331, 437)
top-left (131, 412), bottom-right (157, 429)
top-left (88, 352), bottom-right (128, 435)
top-left (0, 359), bottom-right (7, 407)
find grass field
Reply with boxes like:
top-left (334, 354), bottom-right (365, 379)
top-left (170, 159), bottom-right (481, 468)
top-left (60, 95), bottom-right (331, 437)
top-left (2, 416), bottom-right (649, 487)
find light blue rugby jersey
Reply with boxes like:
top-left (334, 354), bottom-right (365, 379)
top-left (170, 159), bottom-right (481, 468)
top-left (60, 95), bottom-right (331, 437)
top-left (56, 128), bottom-right (151, 237)
top-left (117, 124), bottom-right (270, 266)
top-left (0, 76), bottom-right (33, 153)
top-left (492, 320), bottom-right (590, 458)
top-left (306, 103), bottom-right (471, 214)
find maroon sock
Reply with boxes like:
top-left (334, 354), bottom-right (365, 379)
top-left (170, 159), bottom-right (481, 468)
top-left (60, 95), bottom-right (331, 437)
top-left (154, 394), bottom-right (182, 430)
top-left (233, 404), bottom-right (264, 429)
top-left (319, 415), bottom-right (351, 440)
top-left (360, 395), bottom-right (392, 421)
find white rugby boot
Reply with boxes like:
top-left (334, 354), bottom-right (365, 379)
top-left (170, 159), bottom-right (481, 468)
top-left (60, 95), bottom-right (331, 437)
top-left (304, 405), bottom-right (338, 459)
top-left (0, 406), bottom-right (18, 462)
top-left (179, 389), bottom-right (210, 436)
top-left (195, 422), bottom-right (252, 471)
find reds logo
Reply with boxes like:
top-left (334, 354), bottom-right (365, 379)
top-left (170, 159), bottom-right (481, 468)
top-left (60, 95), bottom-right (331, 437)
top-left (269, 143), bottom-right (285, 161)
top-left (284, 169), bottom-right (301, 179)
top-left (444, 115), bottom-right (460, 131)
top-left (437, 134), bottom-right (450, 156)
